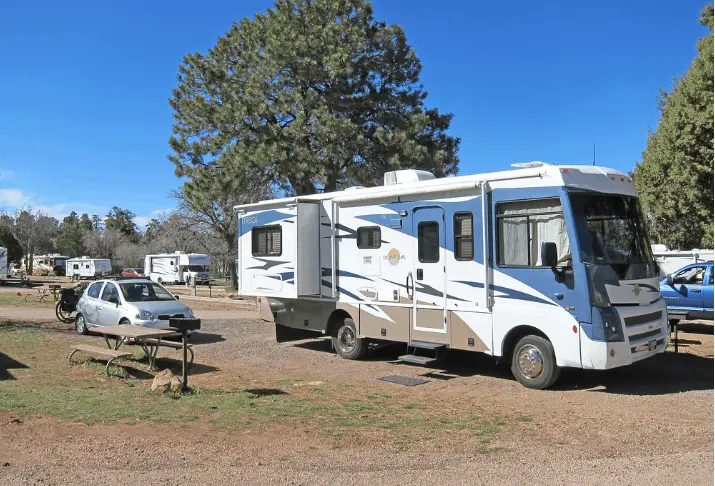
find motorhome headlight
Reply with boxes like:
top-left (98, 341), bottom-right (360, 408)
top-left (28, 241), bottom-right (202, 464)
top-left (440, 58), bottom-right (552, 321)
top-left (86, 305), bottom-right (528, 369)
top-left (136, 310), bottom-right (154, 321)
top-left (591, 307), bottom-right (624, 342)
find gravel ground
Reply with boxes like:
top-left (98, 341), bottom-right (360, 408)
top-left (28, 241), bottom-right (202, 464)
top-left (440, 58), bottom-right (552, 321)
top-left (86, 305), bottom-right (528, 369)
top-left (1, 306), bottom-right (713, 485)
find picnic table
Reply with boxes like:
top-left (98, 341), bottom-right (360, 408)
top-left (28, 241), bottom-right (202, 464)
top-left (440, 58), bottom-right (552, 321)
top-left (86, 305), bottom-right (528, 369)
top-left (94, 325), bottom-right (179, 370)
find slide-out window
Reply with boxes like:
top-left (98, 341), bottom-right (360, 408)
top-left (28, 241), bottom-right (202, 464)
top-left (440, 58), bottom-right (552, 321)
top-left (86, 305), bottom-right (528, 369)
top-left (357, 227), bottom-right (381, 249)
top-left (252, 225), bottom-right (282, 256)
top-left (454, 212), bottom-right (473, 261)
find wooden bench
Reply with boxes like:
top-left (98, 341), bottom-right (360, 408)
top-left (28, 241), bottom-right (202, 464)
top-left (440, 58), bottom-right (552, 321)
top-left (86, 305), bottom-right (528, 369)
top-left (68, 344), bottom-right (133, 376)
top-left (141, 339), bottom-right (194, 367)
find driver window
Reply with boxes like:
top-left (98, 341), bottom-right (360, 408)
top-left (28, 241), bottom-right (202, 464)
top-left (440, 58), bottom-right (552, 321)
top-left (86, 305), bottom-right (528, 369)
top-left (497, 198), bottom-right (571, 267)
top-left (673, 266), bottom-right (706, 285)
top-left (101, 284), bottom-right (119, 302)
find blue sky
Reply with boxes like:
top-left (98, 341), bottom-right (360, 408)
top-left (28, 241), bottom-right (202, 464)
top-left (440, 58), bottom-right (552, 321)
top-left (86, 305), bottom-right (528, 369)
top-left (0, 0), bottom-right (708, 226)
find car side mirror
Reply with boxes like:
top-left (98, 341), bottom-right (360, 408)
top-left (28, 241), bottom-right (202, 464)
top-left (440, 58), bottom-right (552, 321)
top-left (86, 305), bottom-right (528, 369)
top-left (540, 242), bottom-right (565, 283)
top-left (541, 242), bottom-right (558, 268)
top-left (666, 274), bottom-right (673, 286)
top-left (175, 295), bottom-right (180, 300)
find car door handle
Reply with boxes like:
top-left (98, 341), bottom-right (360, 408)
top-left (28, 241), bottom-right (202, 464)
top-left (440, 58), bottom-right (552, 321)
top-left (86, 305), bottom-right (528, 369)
top-left (692, 289), bottom-right (702, 293)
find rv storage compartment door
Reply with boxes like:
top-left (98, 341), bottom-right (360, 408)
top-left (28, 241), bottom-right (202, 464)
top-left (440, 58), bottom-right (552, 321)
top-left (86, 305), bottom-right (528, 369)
top-left (296, 203), bottom-right (320, 296)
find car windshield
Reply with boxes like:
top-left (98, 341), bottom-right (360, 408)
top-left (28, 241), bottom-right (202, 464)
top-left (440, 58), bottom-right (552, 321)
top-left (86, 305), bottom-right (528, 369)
top-left (569, 193), bottom-right (656, 275)
top-left (187, 265), bottom-right (208, 272)
top-left (119, 282), bottom-right (176, 302)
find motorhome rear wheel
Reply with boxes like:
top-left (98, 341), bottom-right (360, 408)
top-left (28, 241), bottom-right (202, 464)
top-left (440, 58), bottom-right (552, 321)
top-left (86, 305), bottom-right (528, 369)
top-left (332, 318), bottom-right (367, 360)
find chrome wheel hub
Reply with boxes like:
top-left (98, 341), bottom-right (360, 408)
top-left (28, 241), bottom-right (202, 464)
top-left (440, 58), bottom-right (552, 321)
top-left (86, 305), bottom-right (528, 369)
top-left (517, 344), bottom-right (544, 379)
top-left (337, 327), bottom-right (355, 353)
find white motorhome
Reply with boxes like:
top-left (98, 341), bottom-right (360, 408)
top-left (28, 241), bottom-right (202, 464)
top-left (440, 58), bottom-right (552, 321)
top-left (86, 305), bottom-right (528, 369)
top-left (235, 164), bottom-right (669, 389)
top-left (21, 254), bottom-right (69, 276)
top-left (0, 247), bottom-right (7, 283)
top-left (66, 257), bottom-right (112, 280)
top-left (651, 245), bottom-right (714, 276)
top-left (144, 252), bottom-right (211, 285)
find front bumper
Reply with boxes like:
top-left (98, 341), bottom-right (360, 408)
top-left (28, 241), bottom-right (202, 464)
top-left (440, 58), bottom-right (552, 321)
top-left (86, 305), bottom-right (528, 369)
top-left (133, 319), bottom-right (195, 335)
top-left (581, 299), bottom-right (669, 370)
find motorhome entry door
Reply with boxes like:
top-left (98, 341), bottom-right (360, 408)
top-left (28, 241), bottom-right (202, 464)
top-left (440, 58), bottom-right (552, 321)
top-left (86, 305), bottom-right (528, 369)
top-left (411, 206), bottom-right (448, 340)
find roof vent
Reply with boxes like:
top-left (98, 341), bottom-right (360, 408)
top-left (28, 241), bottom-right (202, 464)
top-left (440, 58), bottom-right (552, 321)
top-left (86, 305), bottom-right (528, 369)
top-left (384, 169), bottom-right (436, 186)
top-left (510, 161), bottom-right (550, 169)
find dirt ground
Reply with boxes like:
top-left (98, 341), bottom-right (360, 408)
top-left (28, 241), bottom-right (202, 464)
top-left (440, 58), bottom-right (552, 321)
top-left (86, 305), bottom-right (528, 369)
top-left (0, 299), bottom-right (712, 485)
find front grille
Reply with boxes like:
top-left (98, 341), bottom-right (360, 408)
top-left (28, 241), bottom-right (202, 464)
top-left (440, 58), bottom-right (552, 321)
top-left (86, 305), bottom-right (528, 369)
top-left (629, 328), bottom-right (660, 342)
top-left (158, 313), bottom-right (184, 321)
top-left (624, 311), bottom-right (662, 327)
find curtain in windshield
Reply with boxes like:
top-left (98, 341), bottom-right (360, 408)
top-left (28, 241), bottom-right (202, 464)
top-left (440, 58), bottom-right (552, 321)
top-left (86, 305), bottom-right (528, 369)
top-left (497, 198), bottom-right (570, 267)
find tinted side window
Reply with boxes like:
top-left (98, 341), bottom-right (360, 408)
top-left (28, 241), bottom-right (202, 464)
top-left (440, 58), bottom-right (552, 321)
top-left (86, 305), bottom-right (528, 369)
top-left (709, 269), bottom-right (714, 285)
top-left (454, 212), bottom-right (473, 261)
top-left (252, 225), bottom-right (282, 256)
top-left (87, 282), bottom-right (103, 299)
top-left (418, 221), bottom-right (440, 263)
top-left (101, 284), bottom-right (119, 302)
top-left (673, 266), bottom-right (707, 285)
top-left (357, 227), bottom-right (381, 249)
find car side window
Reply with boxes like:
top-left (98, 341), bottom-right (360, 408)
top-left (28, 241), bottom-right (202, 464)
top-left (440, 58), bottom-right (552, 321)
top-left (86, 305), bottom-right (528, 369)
top-left (709, 269), bottom-right (714, 285)
top-left (101, 284), bottom-right (119, 302)
top-left (673, 265), bottom-right (707, 285)
top-left (87, 282), bottom-right (103, 299)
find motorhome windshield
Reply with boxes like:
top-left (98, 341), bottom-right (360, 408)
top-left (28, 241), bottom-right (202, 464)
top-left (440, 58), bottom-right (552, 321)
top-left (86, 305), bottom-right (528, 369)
top-left (120, 282), bottom-right (176, 302)
top-left (569, 193), bottom-right (655, 276)
top-left (187, 265), bottom-right (208, 272)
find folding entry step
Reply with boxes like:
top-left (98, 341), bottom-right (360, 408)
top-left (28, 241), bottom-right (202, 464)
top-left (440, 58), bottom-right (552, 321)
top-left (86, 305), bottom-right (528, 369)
top-left (397, 341), bottom-right (446, 366)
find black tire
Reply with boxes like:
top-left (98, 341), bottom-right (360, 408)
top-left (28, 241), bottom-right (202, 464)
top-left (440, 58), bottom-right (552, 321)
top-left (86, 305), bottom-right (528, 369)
top-left (75, 314), bottom-right (88, 335)
top-left (55, 301), bottom-right (73, 323)
top-left (332, 318), bottom-right (367, 360)
top-left (510, 335), bottom-right (560, 390)
top-left (119, 318), bottom-right (131, 325)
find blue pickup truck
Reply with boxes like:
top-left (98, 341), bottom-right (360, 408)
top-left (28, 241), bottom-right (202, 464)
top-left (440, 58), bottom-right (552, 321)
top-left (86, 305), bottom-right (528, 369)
top-left (659, 261), bottom-right (714, 323)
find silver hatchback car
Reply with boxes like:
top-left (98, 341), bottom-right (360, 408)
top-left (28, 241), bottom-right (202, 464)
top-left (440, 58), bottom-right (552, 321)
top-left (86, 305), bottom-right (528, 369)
top-left (75, 278), bottom-right (196, 334)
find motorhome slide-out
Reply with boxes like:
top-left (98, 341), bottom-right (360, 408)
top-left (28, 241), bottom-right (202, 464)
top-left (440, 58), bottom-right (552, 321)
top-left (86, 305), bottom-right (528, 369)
top-left (235, 164), bottom-right (670, 389)
top-left (144, 252), bottom-right (211, 285)
top-left (66, 257), bottom-right (112, 280)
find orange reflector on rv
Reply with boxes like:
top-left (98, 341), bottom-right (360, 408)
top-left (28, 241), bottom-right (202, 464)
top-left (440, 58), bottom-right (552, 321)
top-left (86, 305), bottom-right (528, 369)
top-left (572, 325), bottom-right (577, 333)
top-left (561, 169), bottom-right (569, 173)
top-left (610, 176), bottom-right (615, 180)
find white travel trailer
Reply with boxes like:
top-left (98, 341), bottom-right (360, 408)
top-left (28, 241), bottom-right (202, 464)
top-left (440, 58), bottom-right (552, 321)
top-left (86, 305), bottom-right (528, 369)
top-left (651, 245), bottom-right (714, 276)
top-left (21, 254), bottom-right (69, 276)
top-left (235, 164), bottom-right (670, 389)
top-left (66, 257), bottom-right (112, 280)
top-left (144, 252), bottom-right (211, 285)
top-left (0, 247), bottom-right (7, 283)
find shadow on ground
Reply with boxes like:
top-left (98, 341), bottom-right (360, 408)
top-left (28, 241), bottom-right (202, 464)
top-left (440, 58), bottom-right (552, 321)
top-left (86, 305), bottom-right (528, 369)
top-left (0, 352), bottom-right (29, 380)
top-left (293, 337), bottom-right (713, 395)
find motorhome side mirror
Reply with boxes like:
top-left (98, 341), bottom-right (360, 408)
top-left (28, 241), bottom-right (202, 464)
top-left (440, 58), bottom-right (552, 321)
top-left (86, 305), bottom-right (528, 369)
top-left (540, 242), bottom-right (558, 268)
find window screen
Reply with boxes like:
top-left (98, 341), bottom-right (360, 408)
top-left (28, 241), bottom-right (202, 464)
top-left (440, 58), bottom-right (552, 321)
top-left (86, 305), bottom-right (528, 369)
top-left (87, 282), bottom-right (103, 298)
top-left (497, 198), bottom-right (570, 267)
top-left (357, 227), bottom-right (381, 249)
top-left (252, 225), bottom-right (282, 256)
top-left (454, 212), bottom-right (473, 261)
top-left (418, 221), bottom-right (440, 263)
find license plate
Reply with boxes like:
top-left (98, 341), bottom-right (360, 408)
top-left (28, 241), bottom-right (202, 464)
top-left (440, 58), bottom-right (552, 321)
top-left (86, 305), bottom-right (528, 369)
top-left (648, 339), bottom-right (656, 351)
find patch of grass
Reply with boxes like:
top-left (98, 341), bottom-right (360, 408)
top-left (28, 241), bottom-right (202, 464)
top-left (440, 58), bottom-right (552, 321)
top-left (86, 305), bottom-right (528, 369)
top-left (516, 415), bottom-right (532, 423)
top-left (0, 293), bottom-right (56, 308)
top-left (0, 328), bottom-right (513, 451)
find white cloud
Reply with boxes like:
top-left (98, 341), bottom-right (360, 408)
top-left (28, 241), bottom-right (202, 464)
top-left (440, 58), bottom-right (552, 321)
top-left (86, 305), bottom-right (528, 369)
top-left (0, 189), bottom-right (31, 207)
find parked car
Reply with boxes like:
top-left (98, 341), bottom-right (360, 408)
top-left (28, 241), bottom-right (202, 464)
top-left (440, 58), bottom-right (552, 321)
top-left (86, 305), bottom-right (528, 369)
top-left (75, 277), bottom-right (196, 335)
top-left (121, 268), bottom-right (144, 277)
top-left (659, 262), bottom-right (714, 324)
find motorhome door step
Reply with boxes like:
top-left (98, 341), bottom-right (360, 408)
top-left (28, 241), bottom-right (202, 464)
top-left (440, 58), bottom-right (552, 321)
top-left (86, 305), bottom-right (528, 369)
top-left (407, 341), bottom-right (446, 351)
top-left (397, 354), bottom-right (438, 366)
